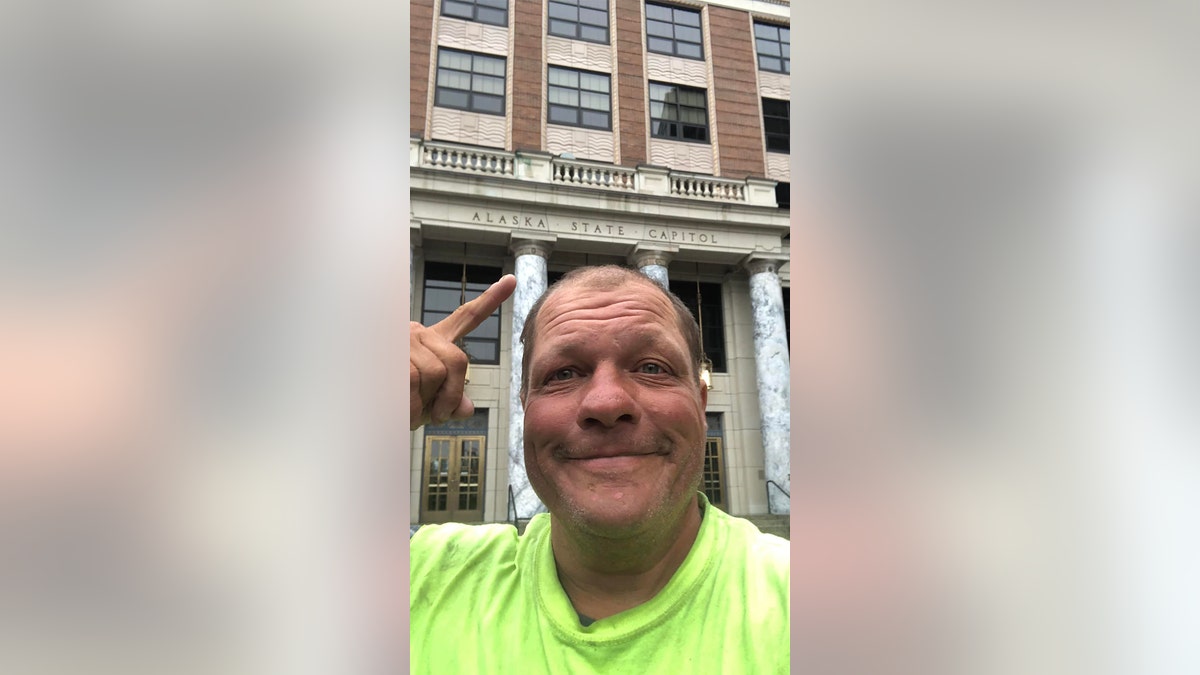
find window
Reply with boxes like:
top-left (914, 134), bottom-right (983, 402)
top-left (434, 49), bottom-right (506, 116)
top-left (669, 279), bottom-right (726, 372)
top-left (548, 67), bottom-right (611, 130)
top-left (649, 82), bottom-right (708, 143)
top-left (754, 21), bottom-right (789, 73)
top-left (549, 0), bottom-right (609, 43)
top-left (422, 262), bottom-right (503, 364)
top-left (441, 0), bottom-right (507, 26)
top-left (645, 3), bottom-right (703, 60)
top-left (762, 98), bottom-right (789, 153)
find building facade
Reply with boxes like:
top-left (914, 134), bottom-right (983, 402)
top-left (410, 0), bottom-right (791, 524)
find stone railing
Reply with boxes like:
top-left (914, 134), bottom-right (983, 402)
top-left (551, 157), bottom-right (637, 191)
top-left (411, 138), bottom-right (777, 207)
top-left (670, 173), bottom-right (748, 201)
top-left (420, 141), bottom-right (515, 176)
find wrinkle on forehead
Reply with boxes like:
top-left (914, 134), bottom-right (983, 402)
top-left (536, 292), bottom-right (677, 338)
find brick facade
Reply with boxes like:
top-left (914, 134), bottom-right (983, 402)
top-left (614, 0), bottom-right (647, 166)
top-left (511, 0), bottom-right (544, 150)
top-left (411, 0), bottom-right (436, 136)
top-left (707, 7), bottom-right (765, 178)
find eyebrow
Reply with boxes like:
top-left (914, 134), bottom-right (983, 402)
top-left (534, 332), bottom-right (683, 367)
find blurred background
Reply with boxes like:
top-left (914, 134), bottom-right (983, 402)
top-left (788, 3), bottom-right (1198, 674)
top-left (0, 0), bottom-right (1195, 673)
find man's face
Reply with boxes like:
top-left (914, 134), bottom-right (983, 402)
top-left (522, 282), bottom-right (707, 537)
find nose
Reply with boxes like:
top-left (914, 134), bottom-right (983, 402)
top-left (576, 365), bottom-right (638, 429)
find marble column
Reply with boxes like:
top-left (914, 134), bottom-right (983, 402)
top-left (508, 239), bottom-right (552, 519)
top-left (746, 258), bottom-right (791, 514)
top-left (629, 248), bottom-right (672, 289)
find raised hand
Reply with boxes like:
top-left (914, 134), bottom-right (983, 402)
top-left (410, 275), bottom-right (516, 430)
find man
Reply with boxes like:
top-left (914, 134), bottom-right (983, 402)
top-left (409, 266), bottom-right (789, 674)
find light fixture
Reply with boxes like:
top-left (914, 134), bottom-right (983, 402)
top-left (696, 279), bottom-right (713, 390)
top-left (459, 245), bottom-right (471, 385)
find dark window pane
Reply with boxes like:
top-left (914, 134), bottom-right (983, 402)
top-left (443, 1), bottom-right (474, 18)
top-left (581, 110), bottom-right (609, 128)
top-left (780, 27), bottom-right (790, 42)
top-left (579, 25), bottom-right (607, 41)
top-left (437, 89), bottom-right (470, 109)
top-left (674, 8), bottom-right (700, 26)
top-left (579, 7), bottom-right (606, 26)
top-left (473, 94), bottom-right (503, 113)
top-left (754, 23), bottom-right (777, 39)
top-left (474, 314), bottom-right (500, 338)
top-left (647, 36), bottom-right (673, 53)
top-left (756, 38), bottom-right (780, 56)
top-left (549, 105), bottom-right (577, 124)
top-left (548, 18), bottom-right (575, 36)
top-left (647, 19), bottom-right (673, 37)
top-left (764, 118), bottom-right (788, 134)
top-left (676, 42), bottom-right (701, 59)
top-left (549, 3), bottom-right (577, 19)
top-left (477, 0), bottom-right (507, 8)
top-left (579, 0), bottom-right (608, 9)
top-left (682, 125), bottom-right (706, 141)
top-left (762, 98), bottom-right (788, 116)
top-left (766, 136), bottom-right (788, 153)
top-left (476, 7), bottom-right (506, 24)
top-left (759, 56), bottom-right (781, 71)
top-left (646, 3), bottom-right (672, 21)
top-left (675, 25), bottom-right (700, 43)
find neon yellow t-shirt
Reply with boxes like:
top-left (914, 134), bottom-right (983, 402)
top-left (410, 493), bottom-right (789, 674)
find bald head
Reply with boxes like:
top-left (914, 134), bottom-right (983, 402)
top-left (518, 265), bottom-right (703, 400)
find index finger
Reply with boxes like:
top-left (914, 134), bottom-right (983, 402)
top-left (431, 274), bottom-right (517, 342)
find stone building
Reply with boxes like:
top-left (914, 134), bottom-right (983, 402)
top-left (410, 0), bottom-right (791, 524)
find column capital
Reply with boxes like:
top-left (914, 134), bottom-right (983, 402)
top-left (627, 244), bottom-right (676, 269)
top-left (410, 220), bottom-right (423, 247)
top-left (743, 253), bottom-right (789, 276)
top-left (509, 236), bottom-right (555, 259)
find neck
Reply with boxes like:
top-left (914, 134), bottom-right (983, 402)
top-left (550, 495), bottom-right (703, 622)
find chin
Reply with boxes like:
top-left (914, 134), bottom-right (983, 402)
top-left (558, 493), bottom-right (672, 539)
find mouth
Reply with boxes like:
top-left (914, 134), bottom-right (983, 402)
top-left (568, 454), bottom-right (660, 473)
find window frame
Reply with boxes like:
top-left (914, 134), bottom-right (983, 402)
top-left (433, 48), bottom-right (508, 117)
top-left (762, 97), bottom-right (789, 154)
top-left (440, 0), bottom-right (508, 27)
top-left (548, 0), bottom-right (610, 44)
top-left (547, 65), bottom-right (613, 131)
top-left (753, 21), bottom-right (790, 74)
top-left (421, 262), bottom-right (504, 365)
top-left (644, 2), bottom-right (704, 61)
top-left (648, 81), bottom-right (710, 144)
top-left (669, 279), bottom-right (726, 372)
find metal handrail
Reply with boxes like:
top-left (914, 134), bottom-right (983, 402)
top-left (765, 480), bottom-right (790, 514)
top-left (507, 484), bottom-right (518, 528)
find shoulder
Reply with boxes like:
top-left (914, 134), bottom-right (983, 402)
top-left (704, 507), bottom-right (790, 585)
top-left (410, 522), bottom-right (520, 585)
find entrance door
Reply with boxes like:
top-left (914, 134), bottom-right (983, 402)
top-left (703, 412), bottom-right (727, 510)
top-left (421, 435), bottom-right (486, 523)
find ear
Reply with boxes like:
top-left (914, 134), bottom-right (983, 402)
top-left (699, 378), bottom-right (708, 409)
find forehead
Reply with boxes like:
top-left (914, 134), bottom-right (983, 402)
top-left (534, 282), bottom-right (681, 343)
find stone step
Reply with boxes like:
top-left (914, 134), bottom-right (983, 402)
top-left (742, 514), bottom-right (791, 540)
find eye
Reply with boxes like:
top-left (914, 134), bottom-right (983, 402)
top-left (551, 368), bottom-right (576, 381)
top-left (638, 362), bottom-right (665, 375)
